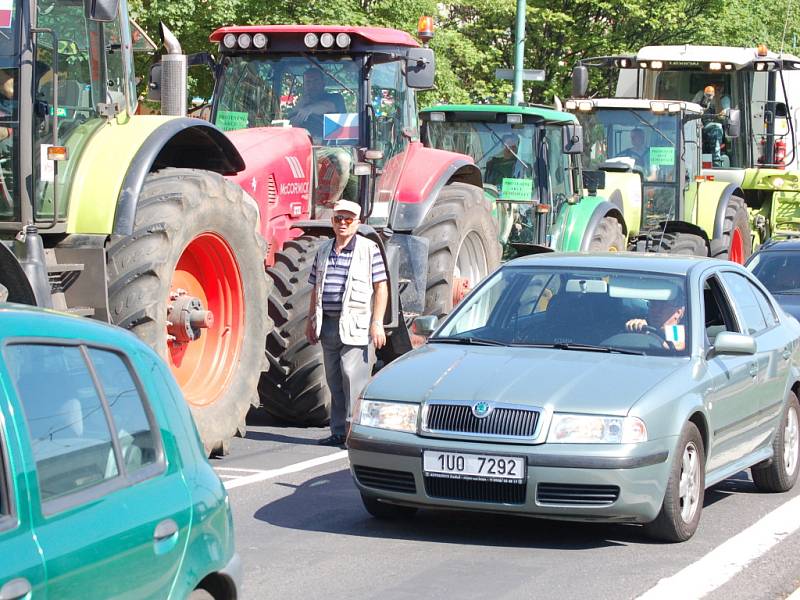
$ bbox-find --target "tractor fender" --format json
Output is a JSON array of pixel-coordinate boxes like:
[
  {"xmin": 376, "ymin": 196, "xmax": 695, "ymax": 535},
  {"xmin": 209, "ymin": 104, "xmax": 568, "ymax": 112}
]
[
  {"xmin": 385, "ymin": 141, "xmax": 481, "ymax": 231},
  {"xmin": 553, "ymin": 196, "xmax": 622, "ymax": 252},
  {"xmin": 66, "ymin": 115, "xmax": 245, "ymax": 236},
  {"xmin": 711, "ymin": 182, "xmax": 745, "ymax": 241},
  {"xmin": 579, "ymin": 202, "xmax": 626, "ymax": 252},
  {"xmin": 0, "ymin": 242, "xmax": 36, "ymax": 305}
]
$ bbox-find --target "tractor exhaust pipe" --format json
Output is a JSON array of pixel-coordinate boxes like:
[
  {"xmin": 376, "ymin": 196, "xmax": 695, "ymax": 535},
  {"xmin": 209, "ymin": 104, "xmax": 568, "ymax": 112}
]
[{"xmin": 159, "ymin": 22, "xmax": 187, "ymax": 117}]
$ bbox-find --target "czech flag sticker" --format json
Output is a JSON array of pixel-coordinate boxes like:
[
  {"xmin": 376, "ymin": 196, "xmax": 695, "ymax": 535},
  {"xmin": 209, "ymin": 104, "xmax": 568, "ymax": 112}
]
[
  {"xmin": 323, "ymin": 113, "xmax": 359, "ymax": 142},
  {"xmin": 665, "ymin": 324, "xmax": 686, "ymax": 351},
  {"xmin": 0, "ymin": 0, "xmax": 12, "ymax": 28}
]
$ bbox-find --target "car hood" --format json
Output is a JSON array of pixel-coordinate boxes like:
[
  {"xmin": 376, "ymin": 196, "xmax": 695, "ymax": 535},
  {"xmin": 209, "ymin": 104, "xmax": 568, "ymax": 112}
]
[{"xmin": 365, "ymin": 344, "xmax": 687, "ymax": 416}]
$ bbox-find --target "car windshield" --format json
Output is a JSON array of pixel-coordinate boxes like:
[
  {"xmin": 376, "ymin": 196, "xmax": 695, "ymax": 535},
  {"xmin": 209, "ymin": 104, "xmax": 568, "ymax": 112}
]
[
  {"xmin": 433, "ymin": 265, "xmax": 691, "ymax": 356},
  {"xmin": 748, "ymin": 250, "xmax": 800, "ymax": 293}
]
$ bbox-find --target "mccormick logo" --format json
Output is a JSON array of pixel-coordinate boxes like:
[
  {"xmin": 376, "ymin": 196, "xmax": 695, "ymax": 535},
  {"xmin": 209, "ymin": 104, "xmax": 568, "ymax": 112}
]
[{"xmin": 472, "ymin": 402, "xmax": 492, "ymax": 418}]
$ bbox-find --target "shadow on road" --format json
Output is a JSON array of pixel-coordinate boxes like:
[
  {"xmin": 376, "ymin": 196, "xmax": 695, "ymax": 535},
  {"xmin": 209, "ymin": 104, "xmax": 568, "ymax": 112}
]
[{"xmin": 253, "ymin": 468, "xmax": 665, "ymax": 550}]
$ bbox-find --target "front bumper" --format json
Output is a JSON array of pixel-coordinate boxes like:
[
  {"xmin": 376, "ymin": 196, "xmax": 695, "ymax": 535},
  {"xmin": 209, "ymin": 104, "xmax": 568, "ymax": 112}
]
[{"xmin": 348, "ymin": 425, "xmax": 675, "ymax": 523}]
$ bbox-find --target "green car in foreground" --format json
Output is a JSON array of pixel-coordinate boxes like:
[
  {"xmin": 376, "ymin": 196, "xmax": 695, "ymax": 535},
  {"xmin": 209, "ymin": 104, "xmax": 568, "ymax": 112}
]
[
  {"xmin": 0, "ymin": 305, "xmax": 239, "ymax": 599},
  {"xmin": 348, "ymin": 253, "xmax": 800, "ymax": 541}
]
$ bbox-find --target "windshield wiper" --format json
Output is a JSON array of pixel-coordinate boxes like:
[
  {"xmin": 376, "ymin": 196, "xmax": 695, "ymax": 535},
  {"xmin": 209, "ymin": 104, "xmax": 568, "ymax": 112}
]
[
  {"xmin": 515, "ymin": 342, "xmax": 645, "ymax": 355},
  {"xmin": 431, "ymin": 336, "xmax": 507, "ymax": 347}
]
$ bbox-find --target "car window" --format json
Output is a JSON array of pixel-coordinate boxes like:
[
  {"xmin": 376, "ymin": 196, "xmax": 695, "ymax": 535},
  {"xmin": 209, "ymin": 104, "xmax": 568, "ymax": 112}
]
[
  {"xmin": 750, "ymin": 281, "xmax": 779, "ymax": 326},
  {"xmin": 4, "ymin": 344, "xmax": 118, "ymax": 502},
  {"xmin": 747, "ymin": 250, "xmax": 800, "ymax": 293},
  {"xmin": 720, "ymin": 272, "xmax": 768, "ymax": 335},
  {"xmin": 703, "ymin": 275, "xmax": 739, "ymax": 343},
  {"xmin": 86, "ymin": 348, "xmax": 158, "ymax": 474},
  {"xmin": 0, "ymin": 438, "xmax": 10, "ymax": 528}
]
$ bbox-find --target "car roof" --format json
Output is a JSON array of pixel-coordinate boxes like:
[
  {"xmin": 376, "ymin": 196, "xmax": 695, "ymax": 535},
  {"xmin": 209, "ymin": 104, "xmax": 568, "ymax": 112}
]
[
  {"xmin": 752, "ymin": 236, "xmax": 800, "ymax": 252},
  {"xmin": 504, "ymin": 252, "xmax": 723, "ymax": 276},
  {"xmin": 0, "ymin": 303, "xmax": 147, "ymax": 354}
]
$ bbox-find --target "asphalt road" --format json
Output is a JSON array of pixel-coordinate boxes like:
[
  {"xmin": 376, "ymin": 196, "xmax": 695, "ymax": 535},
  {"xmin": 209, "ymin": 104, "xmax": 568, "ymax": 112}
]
[{"xmin": 214, "ymin": 412, "xmax": 800, "ymax": 600}]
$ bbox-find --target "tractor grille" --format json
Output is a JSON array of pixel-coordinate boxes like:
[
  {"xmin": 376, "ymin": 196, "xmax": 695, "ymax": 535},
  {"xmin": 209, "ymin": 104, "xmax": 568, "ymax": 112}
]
[
  {"xmin": 536, "ymin": 483, "xmax": 620, "ymax": 506},
  {"xmin": 353, "ymin": 466, "xmax": 416, "ymax": 494},
  {"xmin": 424, "ymin": 402, "xmax": 539, "ymax": 439},
  {"xmin": 424, "ymin": 475, "xmax": 526, "ymax": 504}
]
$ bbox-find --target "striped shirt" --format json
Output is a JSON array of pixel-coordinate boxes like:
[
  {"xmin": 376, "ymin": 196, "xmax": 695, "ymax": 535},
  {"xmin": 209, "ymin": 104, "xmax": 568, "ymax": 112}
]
[{"xmin": 308, "ymin": 235, "xmax": 387, "ymax": 314}]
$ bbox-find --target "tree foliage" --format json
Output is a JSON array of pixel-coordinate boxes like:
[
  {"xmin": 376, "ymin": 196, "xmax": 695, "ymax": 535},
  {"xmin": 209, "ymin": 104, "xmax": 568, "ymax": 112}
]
[{"xmin": 127, "ymin": 0, "xmax": 797, "ymax": 107}]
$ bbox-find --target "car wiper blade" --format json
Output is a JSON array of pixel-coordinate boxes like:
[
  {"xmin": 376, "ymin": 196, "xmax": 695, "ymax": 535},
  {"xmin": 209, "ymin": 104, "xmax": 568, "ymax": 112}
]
[
  {"xmin": 430, "ymin": 336, "xmax": 507, "ymax": 347},
  {"xmin": 515, "ymin": 342, "xmax": 645, "ymax": 355}
]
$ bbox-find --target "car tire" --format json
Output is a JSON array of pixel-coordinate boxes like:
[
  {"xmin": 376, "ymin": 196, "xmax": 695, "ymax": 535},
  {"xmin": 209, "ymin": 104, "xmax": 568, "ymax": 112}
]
[
  {"xmin": 644, "ymin": 421, "xmax": 705, "ymax": 542},
  {"xmin": 360, "ymin": 493, "xmax": 418, "ymax": 520},
  {"xmin": 752, "ymin": 392, "xmax": 800, "ymax": 492}
]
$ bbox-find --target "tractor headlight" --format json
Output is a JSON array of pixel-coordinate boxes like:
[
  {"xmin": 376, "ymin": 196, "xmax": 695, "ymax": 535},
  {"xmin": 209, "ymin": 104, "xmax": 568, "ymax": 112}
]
[
  {"xmin": 546, "ymin": 413, "xmax": 647, "ymax": 444},
  {"xmin": 237, "ymin": 33, "xmax": 251, "ymax": 49},
  {"xmin": 304, "ymin": 33, "xmax": 319, "ymax": 48},
  {"xmin": 355, "ymin": 400, "xmax": 419, "ymax": 433},
  {"xmin": 223, "ymin": 33, "xmax": 237, "ymax": 49},
  {"xmin": 320, "ymin": 32, "xmax": 335, "ymax": 48},
  {"xmin": 336, "ymin": 33, "xmax": 351, "ymax": 48},
  {"xmin": 253, "ymin": 33, "xmax": 268, "ymax": 49}
]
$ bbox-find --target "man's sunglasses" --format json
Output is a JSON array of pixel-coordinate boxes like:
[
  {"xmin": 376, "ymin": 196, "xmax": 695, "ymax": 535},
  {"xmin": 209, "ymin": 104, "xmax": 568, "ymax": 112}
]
[{"xmin": 332, "ymin": 215, "xmax": 355, "ymax": 225}]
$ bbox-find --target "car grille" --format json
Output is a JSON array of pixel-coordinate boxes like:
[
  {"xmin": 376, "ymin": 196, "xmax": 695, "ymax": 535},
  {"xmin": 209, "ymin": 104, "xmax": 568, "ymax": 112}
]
[
  {"xmin": 424, "ymin": 403, "xmax": 539, "ymax": 438},
  {"xmin": 536, "ymin": 483, "xmax": 620, "ymax": 506},
  {"xmin": 353, "ymin": 466, "xmax": 417, "ymax": 494},
  {"xmin": 424, "ymin": 475, "xmax": 526, "ymax": 504}
]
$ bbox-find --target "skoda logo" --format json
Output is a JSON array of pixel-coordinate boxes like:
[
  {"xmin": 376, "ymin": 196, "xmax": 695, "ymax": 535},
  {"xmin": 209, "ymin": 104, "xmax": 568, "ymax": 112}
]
[{"xmin": 472, "ymin": 401, "xmax": 492, "ymax": 418}]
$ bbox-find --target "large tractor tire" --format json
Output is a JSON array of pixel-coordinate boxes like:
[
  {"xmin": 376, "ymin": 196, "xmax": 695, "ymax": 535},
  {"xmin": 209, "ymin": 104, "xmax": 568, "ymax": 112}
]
[
  {"xmin": 259, "ymin": 235, "xmax": 331, "ymax": 425},
  {"xmin": 710, "ymin": 196, "xmax": 751, "ymax": 264},
  {"xmin": 587, "ymin": 216, "xmax": 626, "ymax": 252},
  {"xmin": 106, "ymin": 168, "xmax": 271, "ymax": 456},
  {"xmin": 413, "ymin": 182, "xmax": 502, "ymax": 316},
  {"xmin": 647, "ymin": 231, "xmax": 708, "ymax": 257}
]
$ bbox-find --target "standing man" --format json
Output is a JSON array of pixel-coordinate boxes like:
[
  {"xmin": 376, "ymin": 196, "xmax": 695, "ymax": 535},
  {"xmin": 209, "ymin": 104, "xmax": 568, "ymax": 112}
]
[{"xmin": 306, "ymin": 199, "xmax": 388, "ymax": 447}]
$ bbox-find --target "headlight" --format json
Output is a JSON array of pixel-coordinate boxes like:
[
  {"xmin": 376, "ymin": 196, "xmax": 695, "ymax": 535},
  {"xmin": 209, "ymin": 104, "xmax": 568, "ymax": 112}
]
[
  {"xmin": 355, "ymin": 400, "xmax": 419, "ymax": 433},
  {"xmin": 547, "ymin": 413, "xmax": 647, "ymax": 443}
]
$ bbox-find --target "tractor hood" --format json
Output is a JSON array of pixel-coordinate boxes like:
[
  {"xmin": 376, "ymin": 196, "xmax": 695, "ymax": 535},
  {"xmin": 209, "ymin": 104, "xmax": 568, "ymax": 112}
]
[{"xmin": 365, "ymin": 344, "xmax": 686, "ymax": 416}]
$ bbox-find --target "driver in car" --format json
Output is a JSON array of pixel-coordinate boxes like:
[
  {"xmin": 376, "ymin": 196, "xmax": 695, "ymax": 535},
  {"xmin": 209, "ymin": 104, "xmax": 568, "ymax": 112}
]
[{"xmin": 625, "ymin": 298, "xmax": 686, "ymax": 350}]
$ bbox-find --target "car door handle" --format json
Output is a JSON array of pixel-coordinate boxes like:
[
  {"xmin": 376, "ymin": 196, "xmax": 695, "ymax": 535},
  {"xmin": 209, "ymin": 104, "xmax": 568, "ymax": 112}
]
[
  {"xmin": 749, "ymin": 363, "xmax": 759, "ymax": 378},
  {"xmin": 0, "ymin": 578, "xmax": 32, "ymax": 600},
  {"xmin": 153, "ymin": 518, "xmax": 178, "ymax": 541}
]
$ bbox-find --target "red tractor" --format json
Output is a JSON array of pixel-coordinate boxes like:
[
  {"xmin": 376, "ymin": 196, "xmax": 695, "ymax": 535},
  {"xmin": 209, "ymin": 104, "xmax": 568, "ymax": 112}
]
[{"xmin": 155, "ymin": 23, "xmax": 501, "ymax": 425}]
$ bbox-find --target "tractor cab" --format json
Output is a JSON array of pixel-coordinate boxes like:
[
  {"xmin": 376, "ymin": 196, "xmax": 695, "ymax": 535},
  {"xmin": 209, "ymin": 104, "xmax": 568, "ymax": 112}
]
[
  {"xmin": 420, "ymin": 104, "xmax": 584, "ymax": 254},
  {"xmin": 565, "ymin": 98, "xmax": 704, "ymax": 235},
  {"xmin": 208, "ymin": 25, "xmax": 434, "ymax": 224},
  {"xmin": 612, "ymin": 45, "xmax": 800, "ymax": 172}
]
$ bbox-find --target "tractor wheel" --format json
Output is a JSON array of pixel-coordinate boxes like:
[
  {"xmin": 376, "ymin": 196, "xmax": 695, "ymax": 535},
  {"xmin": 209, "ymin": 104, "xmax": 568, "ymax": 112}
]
[
  {"xmin": 710, "ymin": 196, "xmax": 751, "ymax": 264},
  {"xmin": 647, "ymin": 231, "xmax": 708, "ymax": 257},
  {"xmin": 106, "ymin": 168, "xmax": 271, "ymax": 456},
  {"xmin": 413, "ymin": 182, "xmax": 502, "ymax": 316},
  {"xmin": 587, "ymin": 216, "xmax": 626, "ymax": 252},
  {"xmin": 259, "ymin": 235, "xmax": 331, "ymax": 425}
]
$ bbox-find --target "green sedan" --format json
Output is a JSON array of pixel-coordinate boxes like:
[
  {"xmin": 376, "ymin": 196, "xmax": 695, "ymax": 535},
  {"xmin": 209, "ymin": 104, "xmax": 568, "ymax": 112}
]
[{"xmin": 347, "ymin": 253, "xmax": 800, "ymax": 542}]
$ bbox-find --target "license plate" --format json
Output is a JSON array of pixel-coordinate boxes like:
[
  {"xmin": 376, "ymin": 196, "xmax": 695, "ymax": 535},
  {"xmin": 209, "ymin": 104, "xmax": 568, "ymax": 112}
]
[{"xmin": 423, "ymin": 450, "xmax": 525, "ymax": 481}]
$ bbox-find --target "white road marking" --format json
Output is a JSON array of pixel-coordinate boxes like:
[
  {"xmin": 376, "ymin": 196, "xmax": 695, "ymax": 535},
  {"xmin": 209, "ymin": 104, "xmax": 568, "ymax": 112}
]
[
  {"xmin": 221, "ymin": 451, "xmax": 348, "ymax": 490},
  {"xmin": 637, "ymin": 493, "xmax": 800, "ymax": 600}
]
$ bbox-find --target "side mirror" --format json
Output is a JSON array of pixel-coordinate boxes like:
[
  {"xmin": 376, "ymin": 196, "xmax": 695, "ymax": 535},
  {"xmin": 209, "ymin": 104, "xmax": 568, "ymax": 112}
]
[
  {"xmin": 572, "ymin": 65, "xmax": 589, "ymax": 98},
  {"xmin": 725, "ymin": 108, "xmax": 741, "ymax": 138},
  {"xmin": 406, "ymin": 48, "xmax": 435, "ymax": 89},
  {"xmin": 87, "ymin": 0, "xmax": 120, "ymax": 22},
  {"xmin": 412, "ymin": 315, "xmax": 438, "ymax": 337},
  {"xmin": 562, "ymin": 123, "xmax": 584, "ymax": 154},
  {"xmin": 712, "ymin": 331, "xmax": 756, "ymax": 356},
  {"xmin": 582, "ymin": 170, "xmax": 606, "ymax": 196},
  {"xmin": 188, "ymin": 52, "xmax": 215, "ymax": 69},
  {"xmin": 147, "ymin": 61, "xmax": 162, "ymax": 102}
]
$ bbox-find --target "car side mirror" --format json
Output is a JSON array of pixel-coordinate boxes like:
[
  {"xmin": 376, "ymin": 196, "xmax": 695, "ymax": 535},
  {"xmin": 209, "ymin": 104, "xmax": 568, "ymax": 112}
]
[
  {"xmin": 725, "ymin": 108, "xmax": 741, "ymax": 138},
  {"xmin": 711, "ymin": 331, "xmax": 756, "ymax": 356},
  {"xmin": 412, "ymin": 315, "xmax": 438, "ymax": 337},
  {"xmin": 87, "ymin": 0, "xmax": 120, "ymax": 22},
  {"xmin": 147, "ymin": 61, "xmax": 162, "ymax": 102},
  {"xmin": 562, "ymin": 123, "xmax": 583, "ymax": 154},
  {"xmin": 406, "ymin": 48, "xmax": 435, "ymax": 89}
]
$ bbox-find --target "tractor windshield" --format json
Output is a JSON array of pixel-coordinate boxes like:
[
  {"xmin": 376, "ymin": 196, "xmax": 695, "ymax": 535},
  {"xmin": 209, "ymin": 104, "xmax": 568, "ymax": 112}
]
[
  {"xmin": 646, "ymin": 70, "xmax": 750, "ymax": 169},
  {"xmin": 425, "ymin": 120, "xmax": 537, "ymax": 199},
  {"xmin": 576, "ymin": 107, "xmax": 681, "ymax": 229}
]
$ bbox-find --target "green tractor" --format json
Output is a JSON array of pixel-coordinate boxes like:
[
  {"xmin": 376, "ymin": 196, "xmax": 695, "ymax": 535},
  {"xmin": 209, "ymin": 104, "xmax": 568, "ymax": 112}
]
[
  {"xmin": 0, "ymin": 0, "xmax": 271, "ymax": 454},
  {"xmin": 567, "ymin": 82, "xmax": 751, "ymax": 260},
  {"xmin": 419, "ymin": 104, "xmax": 628, "ymax": 260}
]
